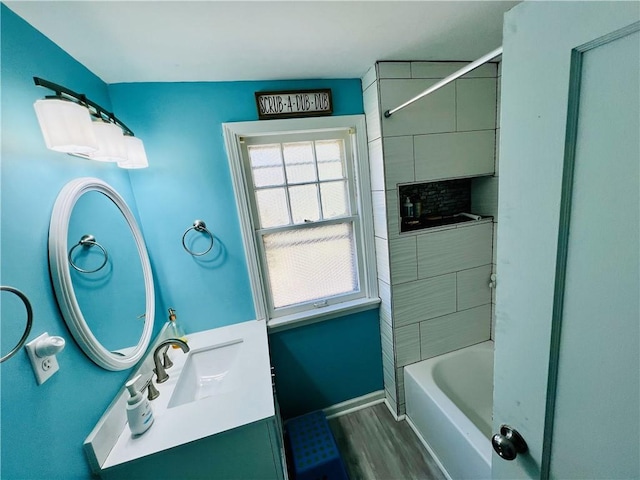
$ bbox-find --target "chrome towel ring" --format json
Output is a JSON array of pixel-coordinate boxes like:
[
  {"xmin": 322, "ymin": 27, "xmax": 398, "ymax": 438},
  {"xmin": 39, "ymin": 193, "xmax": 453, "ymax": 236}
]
[
  {"xmin": 182, "ymin": 219, "xmax": 214, "ymax": 256},
  {"xmin": 0, "ymin": 286, "xmax": 34, "ymax": 363},
  {"xmin": 68, "ymin": 234, "xmax": 109, "ymax": 273}
]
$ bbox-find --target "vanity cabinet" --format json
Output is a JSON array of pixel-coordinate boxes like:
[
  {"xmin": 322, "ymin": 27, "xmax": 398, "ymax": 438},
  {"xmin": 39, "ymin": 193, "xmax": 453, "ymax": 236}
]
[
  {"xmin": 85, "ymin": 321, "xmax": 286, "ymax": 480},
  {"xmin": 100, "ymin": 416, "xmax": 285, "ymax": 480}
]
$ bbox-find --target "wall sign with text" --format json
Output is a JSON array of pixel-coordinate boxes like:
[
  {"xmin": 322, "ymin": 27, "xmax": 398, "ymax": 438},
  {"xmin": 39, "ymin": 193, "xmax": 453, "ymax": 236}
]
[{"xmin": 255, "ymin": 89, "xmax": 333, "ymax": 120}]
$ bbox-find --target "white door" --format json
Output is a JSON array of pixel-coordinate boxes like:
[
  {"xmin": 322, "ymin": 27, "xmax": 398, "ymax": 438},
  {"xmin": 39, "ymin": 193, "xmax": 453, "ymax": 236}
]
[{"xmin": 493, "ymin": 2, "xmax": 639, "ymax": 478}]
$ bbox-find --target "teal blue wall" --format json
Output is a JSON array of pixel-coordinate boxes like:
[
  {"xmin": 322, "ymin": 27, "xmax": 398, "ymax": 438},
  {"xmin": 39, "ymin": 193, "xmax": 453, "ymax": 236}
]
[
  {"xmin": 268, "ymin": 310, "xmax": 382, "ymax": 418},
  {"xmin": 1, "ymin": 5, "xmax": 382, "ymax": 479},
  {"xmin": 106, "ymin": 78, "xmax": 367, "ymax": 332},
  {"xmin": 1, "ymin": 5, "xmax": 140, "ymax": 479},
  {"xmin": 108, "ymin": 80, "xmax": 383, "ymax": 419}
]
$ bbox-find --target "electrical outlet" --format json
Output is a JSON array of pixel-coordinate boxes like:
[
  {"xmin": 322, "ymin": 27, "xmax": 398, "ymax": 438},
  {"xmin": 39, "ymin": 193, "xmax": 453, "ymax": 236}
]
[{"xmin": 25, "ymin": 333, "xmax": 60, "ymax": 385}]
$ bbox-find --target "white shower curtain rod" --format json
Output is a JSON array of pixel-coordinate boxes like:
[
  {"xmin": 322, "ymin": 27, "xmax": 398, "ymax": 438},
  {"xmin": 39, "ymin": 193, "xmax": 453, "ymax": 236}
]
[{"xmin": 384, "ymin": 46, "xmax": 503, "ymax": 118}]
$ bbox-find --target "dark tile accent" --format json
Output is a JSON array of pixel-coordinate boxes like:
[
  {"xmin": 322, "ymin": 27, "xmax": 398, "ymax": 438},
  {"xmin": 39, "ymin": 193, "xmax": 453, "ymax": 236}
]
[{"xmin": 399, "ymin": 179, "xmax": 473, "ymax": 232}]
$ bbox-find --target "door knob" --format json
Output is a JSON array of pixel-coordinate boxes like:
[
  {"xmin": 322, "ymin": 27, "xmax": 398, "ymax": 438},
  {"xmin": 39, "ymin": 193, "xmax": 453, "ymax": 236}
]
[{"xmin": 492, "ymin": 425, "xmax": 528, "ymax": 461}]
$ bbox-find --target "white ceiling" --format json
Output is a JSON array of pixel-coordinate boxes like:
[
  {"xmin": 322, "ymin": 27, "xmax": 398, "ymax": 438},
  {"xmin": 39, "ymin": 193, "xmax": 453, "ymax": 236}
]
[{"xmin": 6, "ymin": 1, "xmax": 519, "ymax": 84}]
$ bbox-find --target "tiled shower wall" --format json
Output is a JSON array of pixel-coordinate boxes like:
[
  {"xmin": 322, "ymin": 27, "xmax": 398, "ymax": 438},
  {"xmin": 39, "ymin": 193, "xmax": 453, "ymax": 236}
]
[
  {"xmin": 362, "ymin": 61, "xmax": 500, "ymax": 416},
  {"xmin": 470, "ymin": 61, "xmax": 501, "ymax": 337}
]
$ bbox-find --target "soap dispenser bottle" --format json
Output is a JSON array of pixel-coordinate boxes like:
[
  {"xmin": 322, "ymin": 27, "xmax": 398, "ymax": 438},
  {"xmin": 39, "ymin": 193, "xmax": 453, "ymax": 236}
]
[
  {"xmin": 167, "ymin": 308, "xmax": 187, "ymax": 348},
  {"xmin": 125, "ymin": 374, "xmax": 154, "ymax": 436},
  {"xmin": 404, "ymin": 197, "xmax": 414, "ymax": 218}
]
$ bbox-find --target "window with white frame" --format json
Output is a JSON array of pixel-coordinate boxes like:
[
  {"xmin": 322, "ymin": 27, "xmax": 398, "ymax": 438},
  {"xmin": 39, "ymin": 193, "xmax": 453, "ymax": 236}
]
[{"xmin": 223, "ymin": 115, "xmax": 378, "ymax": 329}]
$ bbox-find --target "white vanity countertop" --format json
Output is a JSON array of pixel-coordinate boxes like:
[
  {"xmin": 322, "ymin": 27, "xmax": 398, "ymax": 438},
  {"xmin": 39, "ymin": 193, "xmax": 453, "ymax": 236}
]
[{"xmin": 100, "ymin": 319, "xmax": 274, "ymax": 470}]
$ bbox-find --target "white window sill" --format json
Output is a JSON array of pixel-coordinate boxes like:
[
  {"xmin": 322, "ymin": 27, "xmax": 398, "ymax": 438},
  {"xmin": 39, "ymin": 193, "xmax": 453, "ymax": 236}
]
[{"xmin": 266, "ymin": 297, "xmax": 381, "ymax": 333}]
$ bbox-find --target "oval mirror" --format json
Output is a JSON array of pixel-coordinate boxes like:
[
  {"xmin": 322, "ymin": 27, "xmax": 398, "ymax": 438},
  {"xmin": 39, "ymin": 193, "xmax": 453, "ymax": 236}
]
[{"xmin": 49, "ymin": 177, "xmax": 154, "ymax": 370}]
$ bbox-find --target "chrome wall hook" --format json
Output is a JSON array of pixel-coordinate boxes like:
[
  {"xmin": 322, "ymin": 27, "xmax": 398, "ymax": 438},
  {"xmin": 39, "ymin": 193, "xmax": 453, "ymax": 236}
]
[{"xmin": 182, "ymin": 219, "xmax": 214, "ymax": 256}]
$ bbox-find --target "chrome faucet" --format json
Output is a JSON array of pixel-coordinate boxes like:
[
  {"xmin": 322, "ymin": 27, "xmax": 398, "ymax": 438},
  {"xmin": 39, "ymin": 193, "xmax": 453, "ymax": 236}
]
[{"xmin": 153, "ymin": 338, "xmax": 190, "ymax": 384}]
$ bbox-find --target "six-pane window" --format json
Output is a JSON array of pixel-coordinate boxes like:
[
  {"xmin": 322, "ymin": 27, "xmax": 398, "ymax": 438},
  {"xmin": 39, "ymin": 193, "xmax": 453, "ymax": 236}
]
[{"xmin": 242, "ymin": 129, "xmax": 364, "ymax": 315}]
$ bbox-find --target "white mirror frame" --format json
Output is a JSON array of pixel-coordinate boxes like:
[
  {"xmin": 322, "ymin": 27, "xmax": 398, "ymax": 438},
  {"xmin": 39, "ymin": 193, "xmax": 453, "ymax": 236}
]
[{"xmin": 49, "ymin": 177, "xmax": 154, "ymax": 370}]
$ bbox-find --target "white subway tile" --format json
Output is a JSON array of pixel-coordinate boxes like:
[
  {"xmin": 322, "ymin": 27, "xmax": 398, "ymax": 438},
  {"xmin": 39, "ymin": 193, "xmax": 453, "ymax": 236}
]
[
  {"xmin": 457, "ymin": 265, "xmax": 492, "ymax": 311},
  {"xmin": 417, "ymin": 222, "xmax": 493, "ymax": 278},
  {"xmin": 491, "ymin": 275, "xmax": 497, "ymax": 306},
  {"xmin": 383, "ymin": 136, "xmax": 414, "ymax": 189},
  {"xmin": 496, "ymin": 76, "xmax": 502, "ymax": 129},
  {"xmin": 362, "ymin": 66, "xmax": 377, "ymax": 90},
  {"xmin": 386, "ymin": 390, "xmax": 398, "ymax": 411},
  {"xmin": 363, "ymin": 84, "xmax": 381, "ymax": 141},
  {"xmin": 465, "ymin": 62, "xmax": 498, "ymax": 78},
  {"xmin": 380, "ymin": 296, "xmax": 392, "ymax": 327},
  {"xmin": 375, "ymin": 237, "xmax": 391, "ymax": 284},
  {"xmin": 411, "ymin": 61, "xmax": 497, "ymax": 79},
  {"xmin": 378, "ymin": 278, "xmax": 392, "ymax": 312},
  {"xmin": 382, "ymin": 338, "xmax": 395, "ymax": 365},
  {"xmin": 395, "ymin": 323, "xmax": 421, "ymax": 367},
  {"xmin": 380, "ymin": 325, "xmax": 394, "ymax": 376},
  {"xmin": 419, "ymin": 304, "xmax": 491, "ymax": 360},
  {"xmin": 383, "ymin": 352, "xmax": 396, "ymax": 400},
  {"xmin": 414, "ymin": 130, "xmax": 495, "ymax": 181},
  {"xmin": 396, "ymin": 367, "xmax": 406, "ymax": 406},
  {"xmin": 378, "ymin": 62, "xmax": 411, "ymax": 79},
  {"xmin": 456, "ymin": 78, "xmax": 498, "ymax": 132},
  {"xmin": 492, "ymin": 222, "xmax": 498, "ymax": 264},
  {"xmin": 495, "ymin": 128, "xmax": 501, "ymax": 176},
  {"xmin": 390, "ymin": 236, "xmax": 418, "ymax": 284},
  {"xmin": 368, "ymin": 138, "xmax": 385, "ymax": 191},
  {"xmin": 372, "ymin": 191, "xmax": 388, "ymax": 239},
  {"xmin": 411, "ymin": 62, "xmax": 462, "ymax": 78},
  {"xmin": 380, "ymin": 79, "xmax": 456, "ymax": 137},
  {"xmin": 380, "ymin": 312, "xmax": 393, "ymax": 345},
  {"xmin": 386, "ymin": 189, "xmax": 400, "ymax": 239},
  {"xmin": 393, "ymin": 274, "xmax": 456, "ymax": 327},
  {"xmin": 491, "ymin": 303, "xmax": 496, "ymax": 340}
]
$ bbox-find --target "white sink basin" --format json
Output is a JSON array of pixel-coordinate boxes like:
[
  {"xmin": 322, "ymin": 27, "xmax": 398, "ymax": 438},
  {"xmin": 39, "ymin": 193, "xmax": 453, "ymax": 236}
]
[
  {"xmin": 85, "ymin": 320, "xmax": 274, "ymax": 473},
  {"xmin": 167, "ymin": 339, "xmax": 243, "ymax": 408}
]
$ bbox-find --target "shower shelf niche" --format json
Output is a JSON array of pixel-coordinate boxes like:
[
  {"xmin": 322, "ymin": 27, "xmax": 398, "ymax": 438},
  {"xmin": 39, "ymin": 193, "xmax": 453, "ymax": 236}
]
[{"xmin": 398, "ymin": 177, "xmax": 491, "ymax": 233}]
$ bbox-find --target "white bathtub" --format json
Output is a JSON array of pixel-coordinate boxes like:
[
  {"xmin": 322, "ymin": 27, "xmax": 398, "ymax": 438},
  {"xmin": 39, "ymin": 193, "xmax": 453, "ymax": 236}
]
[{"xmin": 404, "ymin": 341, "xmax": 494, "ymax": 480}]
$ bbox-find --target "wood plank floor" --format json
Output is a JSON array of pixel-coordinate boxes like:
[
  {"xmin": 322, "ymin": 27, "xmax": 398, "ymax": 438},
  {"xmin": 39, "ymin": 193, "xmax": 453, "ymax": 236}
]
[{"xmin": 328, "ymin": 403, "xmax": 447, "ymax": 480}]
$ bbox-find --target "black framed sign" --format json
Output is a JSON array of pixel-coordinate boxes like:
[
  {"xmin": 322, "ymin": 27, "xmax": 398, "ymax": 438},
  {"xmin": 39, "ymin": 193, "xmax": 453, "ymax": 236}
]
[{"xmin": 255, "ymin": 89, "xmax": 332, "ymax": 120}]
